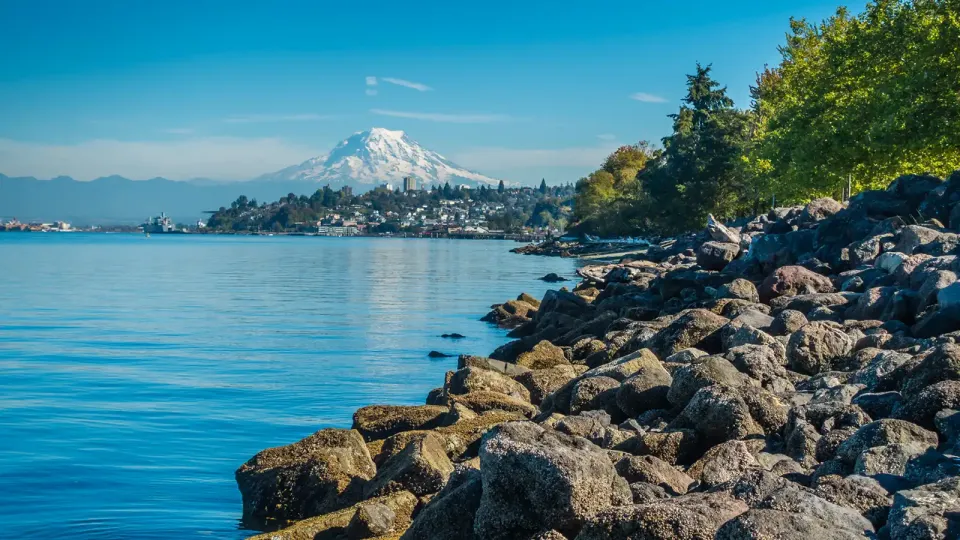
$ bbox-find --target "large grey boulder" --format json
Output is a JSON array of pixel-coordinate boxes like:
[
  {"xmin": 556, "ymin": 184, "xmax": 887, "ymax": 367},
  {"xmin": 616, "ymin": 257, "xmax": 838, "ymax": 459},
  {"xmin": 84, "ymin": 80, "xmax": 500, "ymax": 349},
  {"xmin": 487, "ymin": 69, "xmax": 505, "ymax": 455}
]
[
  {"xmin": 813, "ymin": 474, "xmax": 892, "ymax": 528},
  {"xmin": 364, "ymin": 432, "xmax": 455, "ymax": 498},
  {"xmin": 516, "ymin": 340, "xmax": 572, "ymax": 369},
  {"xmin": 475, "ymin": 421, "xmax": 631, "ymax": 539},
  {"xmin": 836, "ymin": 419, "xmax": 938, "ymax": 466},
  {"xmin": 345, "ymin": 501, "xmax": 398, "ymax": 539},
  {"xmin": 667, "ymin": 355, "xmax": 746, "ymax": 407},
  {"xmin": 569, "ymin": 376, "xmax": 621, "ymax": 416},
  {"xmin": 770, "ymin": 309, "xmax": 809, "ymax": 336},
  {"xmin": 848, "ymin": 286, "xmax": 897, "ymax": 320},
  {"xmin": 401, "ymin": 467, "xmax": 483, "ymax": 540},
  {"xmin": 614, "ymin": 455, "xmax": 694, "ymax": 495},
  {"xmin": 670, "ymin": 385, "xmax": 764, "ymax": 448},
  {"xmin": 895, "ymin": 225, "xmax": 943, "ymax": 254},
  {"xmin": 918, "ymin": 270, "xmax": 957, "ymax": 312},
  {"xmin": 726, "ymin": 345, "xmax": 791, "ymax": 390},
  {"xmin": 800, "ymin": 197, "xmax": 844, "ymax": 223},
  {"xmin": 255, "ymin": 491, "xmax": 418, "ymax": 540},
  {"xmin": 686, "ymin": 440, "xmax": 761, "ymax": 488},
  {"xmin": 754, "ymin": 484, "xmax": 876, "ymax": 535},
  {"xmin": 718, "ymin": 278, "xmax": 760, "ymax": 303},
  {"xmin": 236, "ymin": 428, "xmax": 377, "ymax": 527},
  {"xmin": 647, "ymin": 309, "xmax": 728, "ymax": 358},
  {"xmin": 697, "ymin": 241, "xmax": 740, "ymax": 271},
  {"xmin": 707, "ymin": 213, "xmax": 742, "ymax": 244},
  {"xmin": 634, "ymin": 429, "xmax": 700, "ymax": 465},
  {"xmin": 894, "ymin": 380, "xmax": 960, "ymax": 429},
  {"xmin": 854, "ymin": 442, "xmax": 933, "ymax": 477},
  {"xmin": 576, "ymin": 491, "xmax": 748, "ymax": 540},
  {"xmin": 515, "ymin": 365, "xmax": 578, "ymax": 405},
  {"xmin": 616, "ymin": 359, "xmax": 672, "ymax": 417},
  {"xmin": 899, "ymin": 344, "xmax": 960, "ymax": 399},
  {"xmin": 787, "ymin": 322, "xmax": 855, "ymax": 375},
  {"xmin": 716, "ymin": 509, "xmax": 866, "ymax": 540},
  {"xmin": 884, "ymin": 476, "xmax": 960, "ymax": 540},
  {"xmin": 447, "ymin": 367, "xmax": 531, "ymax": 402},
  {"xmin": 938, "ymin": 281, "xmax": 960, "ymax": 310}
]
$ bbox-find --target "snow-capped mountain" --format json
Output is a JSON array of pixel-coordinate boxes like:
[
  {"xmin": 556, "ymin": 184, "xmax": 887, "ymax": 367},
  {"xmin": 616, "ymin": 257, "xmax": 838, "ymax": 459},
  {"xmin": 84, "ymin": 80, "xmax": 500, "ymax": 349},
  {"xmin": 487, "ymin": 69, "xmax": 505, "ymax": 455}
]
[{"xmin": 259, "ymin": 128, "xmax": 503, "ymax": 188}]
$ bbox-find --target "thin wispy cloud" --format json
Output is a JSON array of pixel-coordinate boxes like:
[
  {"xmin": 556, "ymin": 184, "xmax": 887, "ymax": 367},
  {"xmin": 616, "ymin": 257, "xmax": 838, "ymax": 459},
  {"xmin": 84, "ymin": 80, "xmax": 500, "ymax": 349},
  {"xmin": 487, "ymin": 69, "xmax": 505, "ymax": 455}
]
[
  {"xmin": 365, "ymin": 76, "xmax": 378, "ymax": 86},
  {"xmin": 370, "ymin": 109, "xmax": 511, "ymax": 124},
  {"xmin": 629, "ymin": 92, "xmax": 668, "ymax": 103},
  {"xmin": 380, "ymin": 77, "xmax": 433, "ymax": 92},
  {"xmin": 597, "ymin": 134, "xmax": 617, "ymax": 141},
  {"xmin": 366, "ymin": 89, "xmax": 378, "ymax": 96},
  {"xmin": 222, "ymin": 114, "xmax": 331, "ymax": 124},
  {"xmin": 0, "ymin": 137, "xmax": 317, "ymax": 180},
  {"xmin": 164, "ymin": 128, "xmax": 194, "ymax": 135}
]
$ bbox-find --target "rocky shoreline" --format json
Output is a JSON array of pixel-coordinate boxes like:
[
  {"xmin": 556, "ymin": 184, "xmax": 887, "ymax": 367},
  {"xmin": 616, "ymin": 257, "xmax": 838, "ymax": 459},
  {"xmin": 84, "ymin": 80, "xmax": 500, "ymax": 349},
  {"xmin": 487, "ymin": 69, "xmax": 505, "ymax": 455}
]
[{"xmin": 235, "ymin": 171, "xmax": 960, "ymax": 539}]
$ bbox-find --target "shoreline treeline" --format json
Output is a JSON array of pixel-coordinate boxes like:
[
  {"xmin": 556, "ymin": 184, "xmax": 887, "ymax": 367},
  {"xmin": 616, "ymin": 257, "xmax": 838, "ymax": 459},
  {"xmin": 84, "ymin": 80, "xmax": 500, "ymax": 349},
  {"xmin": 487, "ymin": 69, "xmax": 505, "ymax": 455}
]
[{"xmin": 574, "ymin": 0, "xmax": 960, "ymax": 237}]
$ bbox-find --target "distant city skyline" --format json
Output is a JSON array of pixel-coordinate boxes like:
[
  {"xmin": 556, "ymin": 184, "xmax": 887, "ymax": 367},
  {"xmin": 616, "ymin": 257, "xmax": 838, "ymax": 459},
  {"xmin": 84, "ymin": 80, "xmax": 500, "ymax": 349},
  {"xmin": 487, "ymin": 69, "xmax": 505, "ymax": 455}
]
[{"xmin": 1, "ymin": 0, "xmax": 847, "ymax": 185}]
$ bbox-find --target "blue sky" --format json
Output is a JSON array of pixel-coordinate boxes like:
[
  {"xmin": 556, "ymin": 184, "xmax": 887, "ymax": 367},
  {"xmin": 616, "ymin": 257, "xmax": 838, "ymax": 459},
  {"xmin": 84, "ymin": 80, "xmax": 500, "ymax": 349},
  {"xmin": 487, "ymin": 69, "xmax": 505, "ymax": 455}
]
[{"xmin": 0, "ymin": 0, "xmax": 848, "ymax": 184}]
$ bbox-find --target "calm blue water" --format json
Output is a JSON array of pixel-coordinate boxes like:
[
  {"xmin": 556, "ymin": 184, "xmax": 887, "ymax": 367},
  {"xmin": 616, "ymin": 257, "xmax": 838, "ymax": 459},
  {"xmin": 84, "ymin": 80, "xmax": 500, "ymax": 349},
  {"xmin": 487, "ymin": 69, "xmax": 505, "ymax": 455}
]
[{"xmin": 0, "ymin": 233, "xmax": 576, "ymax": 539}]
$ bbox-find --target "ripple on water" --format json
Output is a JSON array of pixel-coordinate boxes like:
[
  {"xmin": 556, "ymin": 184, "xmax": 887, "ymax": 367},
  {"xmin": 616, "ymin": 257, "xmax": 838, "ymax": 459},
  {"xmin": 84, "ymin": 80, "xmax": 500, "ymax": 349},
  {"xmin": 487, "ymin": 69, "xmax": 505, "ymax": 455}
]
[{"xmin": 0, "ymin": 233, "xmax": 578, "ymax": 538}]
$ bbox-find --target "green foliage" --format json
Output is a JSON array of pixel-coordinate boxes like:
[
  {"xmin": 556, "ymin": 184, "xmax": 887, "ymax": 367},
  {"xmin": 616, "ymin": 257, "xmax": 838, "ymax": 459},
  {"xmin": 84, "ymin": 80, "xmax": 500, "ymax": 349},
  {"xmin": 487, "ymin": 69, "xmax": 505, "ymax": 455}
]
[
  {"xmin": 572, "ymin": 1, "xmax": 959, "ymax": 237},
  {"xmin": 754, "ymin": 0, "xmax": 960, "ymax": 200},
  {"xmin": 573, "ymin": 142, "xmax": 658, "ymax": 236},
  {"xmin": 641, "ymin": 64, "xmax": 758, "ymax": 234}
]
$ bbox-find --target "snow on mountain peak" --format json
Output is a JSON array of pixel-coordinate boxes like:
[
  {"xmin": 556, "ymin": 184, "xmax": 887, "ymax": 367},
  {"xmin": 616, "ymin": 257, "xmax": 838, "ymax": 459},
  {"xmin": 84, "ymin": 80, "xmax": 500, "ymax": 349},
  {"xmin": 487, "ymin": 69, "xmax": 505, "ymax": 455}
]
[{"xmin": 259, "ymin": 128, "xmax": 502, "ymax": 188}]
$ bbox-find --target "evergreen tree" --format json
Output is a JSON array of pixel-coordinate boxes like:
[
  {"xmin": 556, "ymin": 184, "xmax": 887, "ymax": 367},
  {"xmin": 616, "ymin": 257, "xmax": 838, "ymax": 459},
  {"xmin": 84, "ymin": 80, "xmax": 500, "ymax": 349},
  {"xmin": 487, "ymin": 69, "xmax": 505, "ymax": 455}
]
[
  {"xmin": 497, "ymin": 180, "xmax": 505, "ymax": 194},
  {"xmin": 539, "ymin": 179, "xmax": 548, "ymax": 194},
  {"xmin": 641, "ymin": 64, "xmax": 753, "ymax": 233}
]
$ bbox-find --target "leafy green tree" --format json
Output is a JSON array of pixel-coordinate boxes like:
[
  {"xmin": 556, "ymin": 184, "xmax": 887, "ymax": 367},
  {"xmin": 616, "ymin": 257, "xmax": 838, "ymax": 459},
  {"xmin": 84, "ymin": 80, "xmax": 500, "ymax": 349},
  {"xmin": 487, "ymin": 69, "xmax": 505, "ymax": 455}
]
[{"xmin": 753, "ymin": 0, "xmax": 960, "ymax": 199}]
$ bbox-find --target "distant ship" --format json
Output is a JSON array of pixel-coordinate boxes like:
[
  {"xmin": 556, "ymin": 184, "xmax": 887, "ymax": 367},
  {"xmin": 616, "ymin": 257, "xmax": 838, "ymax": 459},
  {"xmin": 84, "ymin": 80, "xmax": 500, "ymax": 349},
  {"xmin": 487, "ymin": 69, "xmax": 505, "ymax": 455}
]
[{"xmin": 142, "ymin": 213, "xmax": 182, "ymax": 234}]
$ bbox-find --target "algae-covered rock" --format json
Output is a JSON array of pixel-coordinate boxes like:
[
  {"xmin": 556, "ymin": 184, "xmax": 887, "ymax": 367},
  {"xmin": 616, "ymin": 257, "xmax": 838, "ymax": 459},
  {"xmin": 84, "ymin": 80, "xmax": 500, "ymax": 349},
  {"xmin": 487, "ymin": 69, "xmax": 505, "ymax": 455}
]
[
  {"xmin": 236, "ymin": 428, "xmax": 377, "ymax": 528},
  {"xmin": 364, "ymin": 432, "xmax": 455, "ymax": 498},
  {"xmin": 352, "ymin": 405, "xmax": 449, "ymax": 441},
  {"xmin": 446, "ymin": 366, "xmax": 532, "ymax": 402},
  {"xmin": 248, "ymin": 490, "xmax": 418, "ymax": 540},
  {"xmin": 448, "ymin": 391, "xmax": 538, "ymax": 418},
  {"xmin": 475, "ymin": 421, "xmax": 631, "ymax": 539},
  {"xmin": 516, "ymin": 340, "xmax": 571, "ymax": 369}
]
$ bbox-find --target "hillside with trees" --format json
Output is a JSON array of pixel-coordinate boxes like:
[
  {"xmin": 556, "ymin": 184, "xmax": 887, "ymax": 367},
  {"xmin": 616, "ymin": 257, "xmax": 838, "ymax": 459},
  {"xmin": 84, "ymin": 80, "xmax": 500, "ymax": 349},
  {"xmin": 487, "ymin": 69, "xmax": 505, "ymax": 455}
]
[
  {"xmin": 573, "ymin": 0, "xmax": 960, "ymax": 237},
  {"xmin": 206, "ymin": 182, "xmax": 574, "ymax": 235}
]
